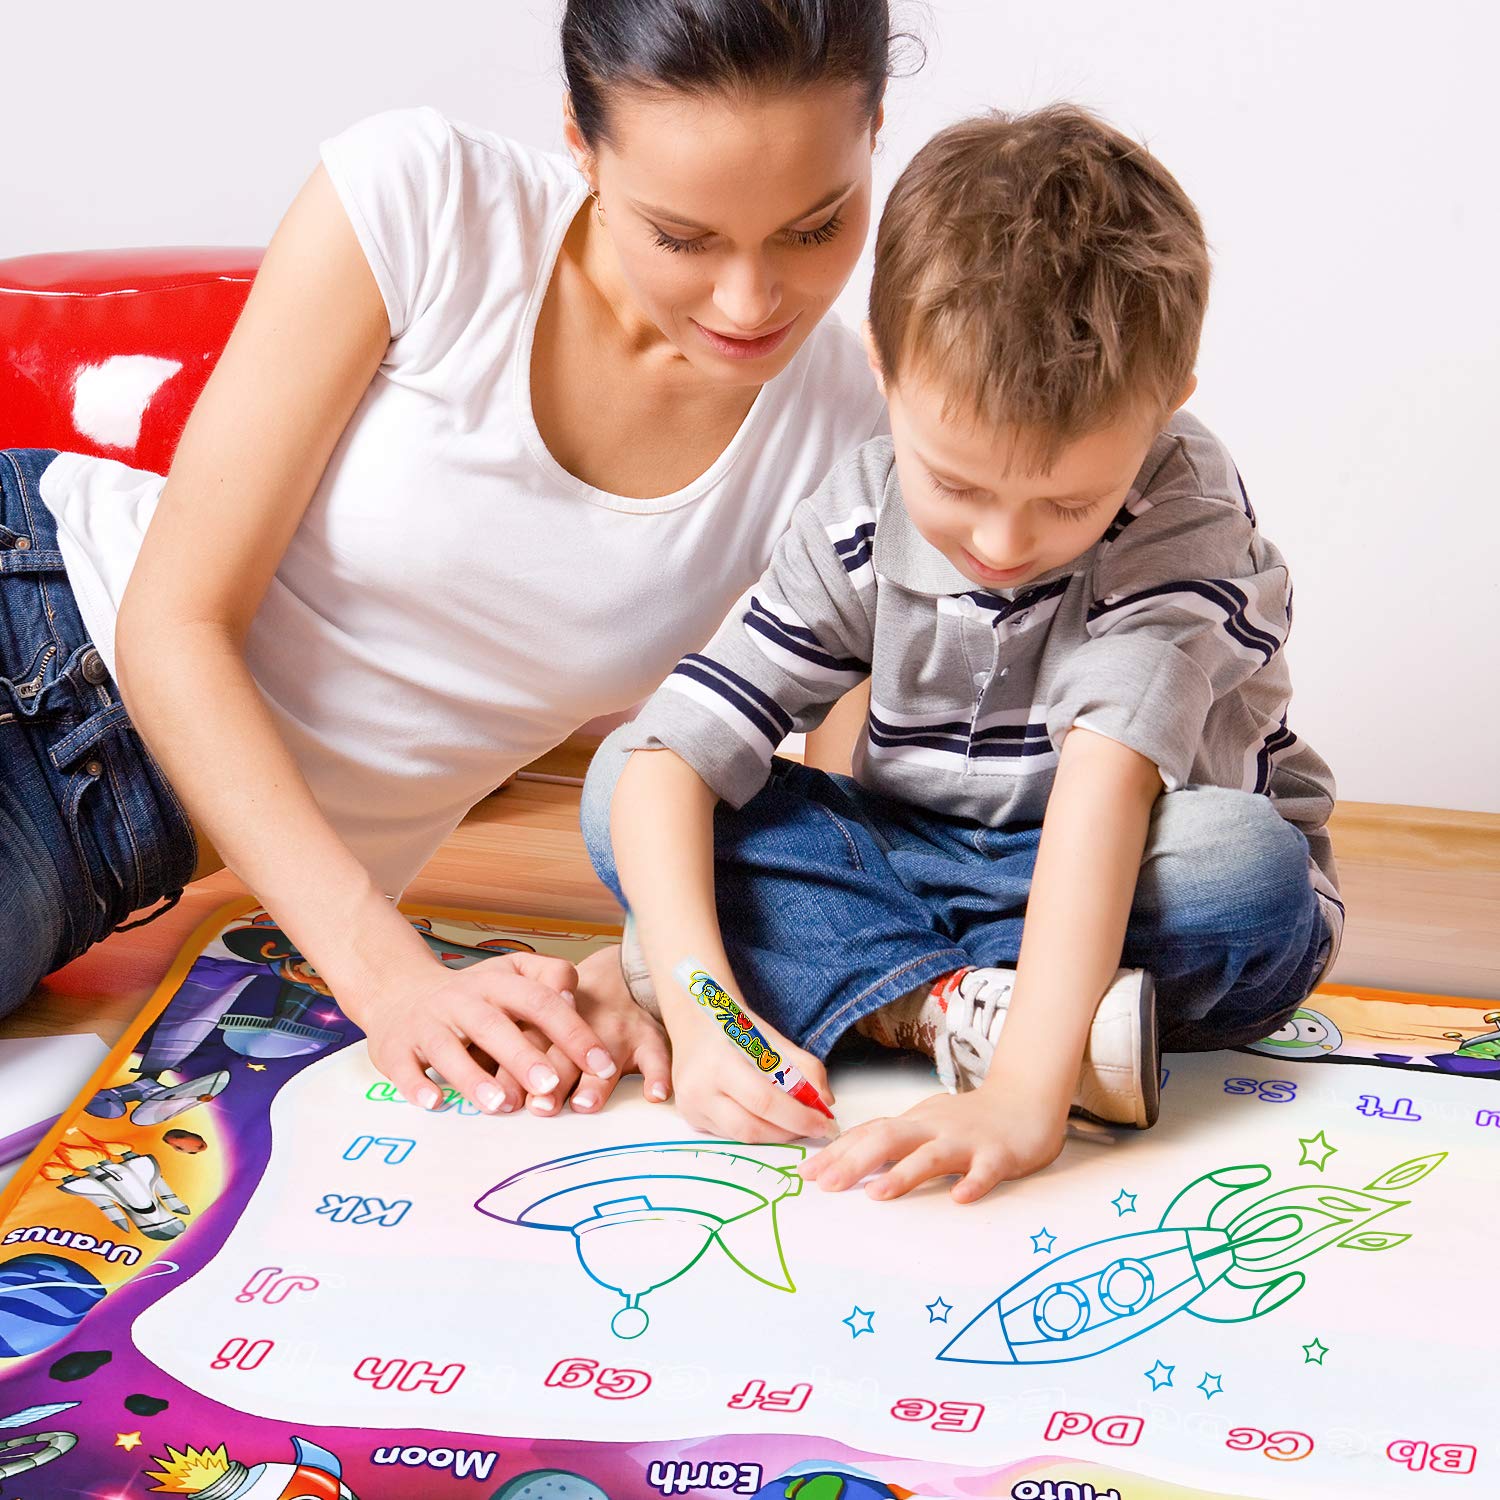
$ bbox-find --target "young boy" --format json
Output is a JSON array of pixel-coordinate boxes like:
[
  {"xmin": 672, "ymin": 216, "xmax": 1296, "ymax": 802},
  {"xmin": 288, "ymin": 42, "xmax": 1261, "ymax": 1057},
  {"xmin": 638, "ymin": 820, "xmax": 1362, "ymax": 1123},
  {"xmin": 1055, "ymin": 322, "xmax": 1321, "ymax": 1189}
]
[{"xmin": 580, "ymin": 105, "xmax": 1340, "ymax": 1204}]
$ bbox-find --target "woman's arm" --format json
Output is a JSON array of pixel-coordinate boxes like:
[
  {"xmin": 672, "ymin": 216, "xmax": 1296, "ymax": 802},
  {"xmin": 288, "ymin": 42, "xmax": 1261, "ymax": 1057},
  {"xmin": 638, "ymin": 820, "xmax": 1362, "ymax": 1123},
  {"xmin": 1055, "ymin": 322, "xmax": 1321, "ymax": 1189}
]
[{"xmin": 115, "ymin": 165, "xmax": 612, "ymax": 1112}]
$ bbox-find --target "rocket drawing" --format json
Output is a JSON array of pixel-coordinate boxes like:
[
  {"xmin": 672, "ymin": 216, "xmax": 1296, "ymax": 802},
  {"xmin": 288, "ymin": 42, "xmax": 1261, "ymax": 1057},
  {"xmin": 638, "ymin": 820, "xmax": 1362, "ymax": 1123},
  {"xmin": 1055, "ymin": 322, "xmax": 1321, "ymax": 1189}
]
[{"xmin": 939, "ymin": 1153, "xmax": 1444, "ymax": 1366}]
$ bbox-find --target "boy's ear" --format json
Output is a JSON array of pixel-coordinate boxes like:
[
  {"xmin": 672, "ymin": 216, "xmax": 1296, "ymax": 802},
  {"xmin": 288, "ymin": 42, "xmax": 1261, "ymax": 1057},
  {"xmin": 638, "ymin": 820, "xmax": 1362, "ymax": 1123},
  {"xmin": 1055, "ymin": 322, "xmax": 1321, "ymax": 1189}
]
[
  {"xmin": 861, "ymin": 320, "xmax": 888, "ymax": 397},
  {"xmin": 1173, "ymin": 372, "xmax": 1199, "ymax": 411}
]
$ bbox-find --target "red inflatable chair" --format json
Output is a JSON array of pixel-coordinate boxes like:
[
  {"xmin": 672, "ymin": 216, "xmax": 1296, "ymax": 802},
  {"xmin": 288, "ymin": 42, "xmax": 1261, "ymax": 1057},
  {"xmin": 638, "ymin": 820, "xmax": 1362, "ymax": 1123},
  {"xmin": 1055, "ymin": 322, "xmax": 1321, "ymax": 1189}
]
[{"xmin": 0, "ymin": 248, "xmax": 263, "ymax": 467}]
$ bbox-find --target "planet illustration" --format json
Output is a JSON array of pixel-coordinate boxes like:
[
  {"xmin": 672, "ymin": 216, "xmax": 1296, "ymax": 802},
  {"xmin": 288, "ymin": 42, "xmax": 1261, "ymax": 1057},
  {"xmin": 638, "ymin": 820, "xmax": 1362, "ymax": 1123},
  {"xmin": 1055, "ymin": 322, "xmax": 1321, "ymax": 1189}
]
[
  {"xmin": 489, "ymin": 1471, "xmax": 612, "ymax": 1500},
  {"xmin": 752, "ymin": 1462, "xmax": 914, "ymax": 1499},
  {"xmin": 0, "ymin": 1255, "xmax": 106, "ymax": 1359},
  {"xmin": 475, "ymin": 1140, "xmax": 805, "ymax": 1337}
]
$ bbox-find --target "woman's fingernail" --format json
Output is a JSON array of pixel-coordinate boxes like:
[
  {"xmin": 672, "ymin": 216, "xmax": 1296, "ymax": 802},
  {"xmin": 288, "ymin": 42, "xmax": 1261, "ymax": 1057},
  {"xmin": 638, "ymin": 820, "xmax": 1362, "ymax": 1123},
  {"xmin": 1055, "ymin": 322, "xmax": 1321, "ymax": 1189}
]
[
  {"xmin": 499, "ymin": 1097, "xmax": 516, "ymax": 1114},
  {"xmin": 531, "ymin": 1095, "xmax": 557, "ymax": 1114},
  {"xmin": 560, "ymin": 989, "xmax": 576, "ymax": 1004},
  {"xmin": 587, "ymin": 1048, "xmax": 617, "ymax": 1078},
  {"xmin": 478, "ymin": 1083, "xmax": 503, "ymax": 1113},
  {"xmin": 417, "ymin": 1086, "xmax": 440, "ymax": 1110},
  {"xmin": 528, "ymin": 1064, "xmax": 560, "ymax": 1094},
  {"xmin": 647, "ymin": 1082, "xmax": 669, "ymax": 1102},
  {"xmin": 572, "ymin": 1091, "xmax": 597, "ymax": 1111}
]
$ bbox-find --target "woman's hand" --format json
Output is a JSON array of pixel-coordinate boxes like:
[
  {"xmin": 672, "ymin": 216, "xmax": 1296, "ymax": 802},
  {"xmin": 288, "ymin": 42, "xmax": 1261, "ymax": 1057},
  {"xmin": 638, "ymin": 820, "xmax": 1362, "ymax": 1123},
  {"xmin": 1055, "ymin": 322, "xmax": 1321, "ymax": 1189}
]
[
  {"xmin": 522, "ymin": 944, "xmax": 674, "ymax": 1117},
  {"xmin": 798, "ymin": 1083, "xmax": 1068, "ymax": 1204},
  {"xmin": 667, "ymin": 1017, "xmax": 836, "ymax": 1144},
  {"xmin": 352, "ymin": 950, "xmax": 617, "ymax": 1114}
]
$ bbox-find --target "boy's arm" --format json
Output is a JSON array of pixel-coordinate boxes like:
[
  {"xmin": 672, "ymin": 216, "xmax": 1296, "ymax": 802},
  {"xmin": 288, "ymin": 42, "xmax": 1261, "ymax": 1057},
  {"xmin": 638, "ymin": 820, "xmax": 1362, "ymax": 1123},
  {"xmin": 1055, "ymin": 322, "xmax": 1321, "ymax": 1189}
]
[
  {"xmin": 982, "ymin": 727, "xmax": 1162, "ymax": 1113},
  {"xmin": 801, "ymin": 727, "xmax": 1159, "ymax": 1202},
  {"xmin": 610, "ymin": 745, "xmax": 837, "ymax": 1141}
]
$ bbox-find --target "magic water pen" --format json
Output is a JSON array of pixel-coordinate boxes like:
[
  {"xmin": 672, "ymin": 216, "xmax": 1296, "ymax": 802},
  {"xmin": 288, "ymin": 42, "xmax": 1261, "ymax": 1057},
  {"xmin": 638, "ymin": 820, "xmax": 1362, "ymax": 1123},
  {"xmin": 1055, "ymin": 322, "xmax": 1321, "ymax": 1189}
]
[{"xmin": 672, "ymin": 960, "xmax": 836, "ymax": 1122}]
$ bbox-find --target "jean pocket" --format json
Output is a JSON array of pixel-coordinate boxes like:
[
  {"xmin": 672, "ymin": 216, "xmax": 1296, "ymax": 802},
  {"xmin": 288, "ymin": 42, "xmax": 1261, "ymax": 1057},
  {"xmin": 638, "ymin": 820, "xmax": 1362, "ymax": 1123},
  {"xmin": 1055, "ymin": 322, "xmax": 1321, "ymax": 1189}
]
[{"xmin": 55, "ymin": 756, "xmax": 119, "ymax": 958}]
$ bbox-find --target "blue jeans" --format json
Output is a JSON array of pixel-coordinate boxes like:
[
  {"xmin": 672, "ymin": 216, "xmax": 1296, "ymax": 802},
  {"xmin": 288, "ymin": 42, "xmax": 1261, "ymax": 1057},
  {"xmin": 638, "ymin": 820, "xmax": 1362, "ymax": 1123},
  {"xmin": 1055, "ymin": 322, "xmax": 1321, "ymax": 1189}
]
[
  {"xmin": 1, "ymin": 449, "xmax": 197, "ymax": 1015},
  {"xmin": 581, "ymin": 728, "xmax": 1330, "ymax": 1058}
]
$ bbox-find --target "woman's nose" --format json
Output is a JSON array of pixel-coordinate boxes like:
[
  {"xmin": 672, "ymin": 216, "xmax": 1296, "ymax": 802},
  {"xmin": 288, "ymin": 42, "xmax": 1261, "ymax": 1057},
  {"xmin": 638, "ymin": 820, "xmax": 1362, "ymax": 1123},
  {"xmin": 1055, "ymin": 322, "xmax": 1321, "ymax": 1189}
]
[{"xmin": 711, "ymin": 255, "xmax": 782, "ymax": 333}]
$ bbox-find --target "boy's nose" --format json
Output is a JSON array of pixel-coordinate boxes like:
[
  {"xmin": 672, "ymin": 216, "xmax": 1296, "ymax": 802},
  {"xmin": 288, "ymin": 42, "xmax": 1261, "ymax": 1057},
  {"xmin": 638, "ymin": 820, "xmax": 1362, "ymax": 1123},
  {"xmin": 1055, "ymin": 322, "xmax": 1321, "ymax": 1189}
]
[{"xmin": 970, "ymin": 512, "xmax": 1031, "ymax": 570}]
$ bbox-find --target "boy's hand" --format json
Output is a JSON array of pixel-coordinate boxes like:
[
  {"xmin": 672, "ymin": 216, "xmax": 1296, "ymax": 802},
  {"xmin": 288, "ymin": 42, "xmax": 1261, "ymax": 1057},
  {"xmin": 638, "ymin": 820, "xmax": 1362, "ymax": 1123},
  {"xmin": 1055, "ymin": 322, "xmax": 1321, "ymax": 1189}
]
[
  {"xmin": 798, "ymin": 1084, "xmax": 1067, "ymax": 1204},
  {"xmin": 522, "ymin": 945, "xmax": 674, "ymax": 1117},
  {"xmin": 354, "ymin": 950, "xmax": 618, "ymax": 1115},
  {"xmin": 669, "ymin": 1020, "xmax": 836, "ymax": 1144}
]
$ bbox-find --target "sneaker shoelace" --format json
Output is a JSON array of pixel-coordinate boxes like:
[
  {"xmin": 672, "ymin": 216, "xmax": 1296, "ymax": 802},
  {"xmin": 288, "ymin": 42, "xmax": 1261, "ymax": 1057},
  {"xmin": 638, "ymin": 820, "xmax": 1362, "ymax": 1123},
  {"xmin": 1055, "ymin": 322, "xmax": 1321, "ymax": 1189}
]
[{"xmin": 934, "ymin": 968, "xmax": 1015, "ymax": 1093}]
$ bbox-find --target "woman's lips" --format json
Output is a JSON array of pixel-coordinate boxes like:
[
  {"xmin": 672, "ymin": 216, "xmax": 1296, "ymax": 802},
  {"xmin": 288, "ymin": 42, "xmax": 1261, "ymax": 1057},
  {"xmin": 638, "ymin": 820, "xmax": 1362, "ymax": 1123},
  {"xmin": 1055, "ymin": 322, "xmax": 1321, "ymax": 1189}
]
[{"xmin": 691, "ymin": 316, "xmax": 798, "ymax": 361}]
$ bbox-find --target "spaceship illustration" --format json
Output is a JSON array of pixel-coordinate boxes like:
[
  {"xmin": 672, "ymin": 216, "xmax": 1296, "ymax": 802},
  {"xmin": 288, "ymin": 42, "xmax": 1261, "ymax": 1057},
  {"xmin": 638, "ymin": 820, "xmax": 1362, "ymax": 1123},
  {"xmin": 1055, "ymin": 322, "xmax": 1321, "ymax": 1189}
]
[
  {"xmin": 1246, "ymin": 1007, "xmax": 1343, "ymax": 1060},
  {"xmin": 476, "ymin": 1140, "xmax": 806, "ymax": 1337},
  {"xmin": 939, "ymin": 1152, "xmax": 1444, "ymax": 1366},
  {"xmin": 48, "ymin": 1141, "xmax": 191, "ymax": 1241},
  {"xmin": 0, "ymin": 1401, "xmax": 79, "ymax": 1491},
  {"xmin": 146, "ymin": 1435, "xmax": 357, "ymax": 1498}
]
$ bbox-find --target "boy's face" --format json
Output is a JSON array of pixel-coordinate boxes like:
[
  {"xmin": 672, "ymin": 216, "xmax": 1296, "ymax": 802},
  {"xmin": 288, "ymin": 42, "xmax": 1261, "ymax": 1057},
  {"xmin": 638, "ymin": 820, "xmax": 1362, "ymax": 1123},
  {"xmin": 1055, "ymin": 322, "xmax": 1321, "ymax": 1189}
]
[{"xmin": 881, "ymin": 359, "xmax": 1194, "ymax": 591}]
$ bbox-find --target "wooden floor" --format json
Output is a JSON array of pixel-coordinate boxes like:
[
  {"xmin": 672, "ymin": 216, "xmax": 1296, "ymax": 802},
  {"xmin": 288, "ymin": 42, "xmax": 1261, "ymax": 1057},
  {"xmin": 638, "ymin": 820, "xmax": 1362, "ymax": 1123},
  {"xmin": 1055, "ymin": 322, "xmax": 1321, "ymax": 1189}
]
[{"xmin": 5, "ymin": 775, "xmax": 1498, "ymax": 1049}]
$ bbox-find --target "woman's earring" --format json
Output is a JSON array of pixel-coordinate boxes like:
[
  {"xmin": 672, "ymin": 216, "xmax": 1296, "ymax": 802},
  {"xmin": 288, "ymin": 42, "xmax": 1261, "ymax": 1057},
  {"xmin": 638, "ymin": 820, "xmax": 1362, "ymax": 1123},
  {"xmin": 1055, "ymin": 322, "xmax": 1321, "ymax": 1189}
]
[{"xmin": 591, "ymin": 189, "xmax": 606, "ymax": 226}]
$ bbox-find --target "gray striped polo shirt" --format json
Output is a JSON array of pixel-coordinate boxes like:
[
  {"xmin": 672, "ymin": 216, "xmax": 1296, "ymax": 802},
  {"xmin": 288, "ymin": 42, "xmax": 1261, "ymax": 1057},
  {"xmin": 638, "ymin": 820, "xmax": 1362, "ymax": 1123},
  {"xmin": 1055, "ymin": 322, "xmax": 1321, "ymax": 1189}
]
[{"xmin": 620, "ymin": 413, "xmax": 1342, "ymax": 961}]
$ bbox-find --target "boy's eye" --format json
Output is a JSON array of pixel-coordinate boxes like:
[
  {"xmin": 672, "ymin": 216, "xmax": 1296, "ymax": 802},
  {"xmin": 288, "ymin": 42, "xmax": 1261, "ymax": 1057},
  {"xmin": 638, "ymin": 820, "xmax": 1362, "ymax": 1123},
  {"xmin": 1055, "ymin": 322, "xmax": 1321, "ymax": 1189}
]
[
  {"xmin": 1046, "ymin": 497, "xmax": 1106, "ymax": 521},
  {"xmin": 927, "ymin": 471, "xmax": 980, "ymax": 502}
]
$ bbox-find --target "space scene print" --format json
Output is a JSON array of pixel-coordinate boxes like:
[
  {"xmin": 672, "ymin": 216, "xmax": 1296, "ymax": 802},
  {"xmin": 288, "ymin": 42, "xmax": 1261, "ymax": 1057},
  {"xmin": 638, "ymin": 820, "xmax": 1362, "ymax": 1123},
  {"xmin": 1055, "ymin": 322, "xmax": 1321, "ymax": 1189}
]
[{"xmin": 0, "ymin": 900, "xmax": 1493, "ymax": 1498}]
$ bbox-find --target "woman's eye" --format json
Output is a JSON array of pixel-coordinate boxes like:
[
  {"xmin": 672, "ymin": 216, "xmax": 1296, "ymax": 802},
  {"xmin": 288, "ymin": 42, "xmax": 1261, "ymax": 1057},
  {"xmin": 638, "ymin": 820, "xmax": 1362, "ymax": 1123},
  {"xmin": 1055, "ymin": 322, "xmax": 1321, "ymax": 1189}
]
[
  {"xmin": 651, "ymin": 228, "xmax": 710, "ymax": 255},
  {"xmin": 786, "ymin": 213, "xmax": 844, "ymax": 248}
]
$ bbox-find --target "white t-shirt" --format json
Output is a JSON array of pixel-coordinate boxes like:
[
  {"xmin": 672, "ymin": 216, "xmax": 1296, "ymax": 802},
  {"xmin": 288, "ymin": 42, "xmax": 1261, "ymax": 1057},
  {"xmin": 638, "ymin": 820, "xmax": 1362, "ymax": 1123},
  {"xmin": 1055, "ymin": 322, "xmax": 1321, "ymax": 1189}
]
[{"xmin": 40, "ymin": 107, "xmax": 886, "ymax": 896}]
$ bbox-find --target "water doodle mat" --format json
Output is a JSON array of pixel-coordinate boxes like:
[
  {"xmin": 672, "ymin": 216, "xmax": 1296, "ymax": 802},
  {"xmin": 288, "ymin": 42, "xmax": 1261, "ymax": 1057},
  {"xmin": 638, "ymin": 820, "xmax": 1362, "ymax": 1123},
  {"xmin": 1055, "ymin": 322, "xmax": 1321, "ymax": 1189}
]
[{"xmin": 0, "ymin": 899, "xmax": 1494, "ymax": 1498}]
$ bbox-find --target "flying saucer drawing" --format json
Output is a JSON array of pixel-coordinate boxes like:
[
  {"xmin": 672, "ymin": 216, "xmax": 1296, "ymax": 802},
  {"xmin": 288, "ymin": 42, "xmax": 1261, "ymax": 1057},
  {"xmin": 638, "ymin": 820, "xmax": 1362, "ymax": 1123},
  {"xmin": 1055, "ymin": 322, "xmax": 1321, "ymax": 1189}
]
[{"xmin": 475, "ymin": 1140, "xmax": 806, "ymax": 1338}]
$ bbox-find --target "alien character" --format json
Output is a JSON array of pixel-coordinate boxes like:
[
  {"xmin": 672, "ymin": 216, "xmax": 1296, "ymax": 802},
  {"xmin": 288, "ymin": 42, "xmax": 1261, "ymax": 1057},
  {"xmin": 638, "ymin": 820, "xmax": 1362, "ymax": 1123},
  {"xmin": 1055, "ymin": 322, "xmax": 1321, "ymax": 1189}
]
[
  {"xmin": 1436, "ymin": 1012, "xmax": 1500, "ymax": 1075},
  {"xmin": 1246, "ymin": 1008, "xmax": 1343, "ymax": 1060}
]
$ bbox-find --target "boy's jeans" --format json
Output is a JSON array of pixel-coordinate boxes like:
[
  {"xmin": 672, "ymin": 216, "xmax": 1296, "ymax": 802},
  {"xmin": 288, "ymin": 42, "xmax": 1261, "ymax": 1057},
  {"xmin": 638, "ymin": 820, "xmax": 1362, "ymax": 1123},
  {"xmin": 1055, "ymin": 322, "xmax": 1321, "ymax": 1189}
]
[{"xmin": 581, "ymin": 728, "xmax": 1331, "ymax": 1059}]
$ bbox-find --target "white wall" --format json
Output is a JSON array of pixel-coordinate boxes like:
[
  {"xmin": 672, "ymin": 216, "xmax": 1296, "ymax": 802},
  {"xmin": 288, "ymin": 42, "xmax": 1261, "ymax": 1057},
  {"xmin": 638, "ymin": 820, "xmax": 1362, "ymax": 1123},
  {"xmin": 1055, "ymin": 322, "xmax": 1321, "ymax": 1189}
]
[{"xmin": 5, "ymin": 1, "xmax": 1495, "ymax": 810}]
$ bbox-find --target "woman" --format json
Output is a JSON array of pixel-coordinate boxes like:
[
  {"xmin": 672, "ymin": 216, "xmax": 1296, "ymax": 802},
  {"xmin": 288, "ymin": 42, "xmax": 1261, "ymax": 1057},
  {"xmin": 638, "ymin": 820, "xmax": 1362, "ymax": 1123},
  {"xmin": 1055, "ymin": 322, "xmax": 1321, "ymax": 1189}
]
[{"xmin": 0, "ymin": 0, "xmax": 898, "ymax": 1117}]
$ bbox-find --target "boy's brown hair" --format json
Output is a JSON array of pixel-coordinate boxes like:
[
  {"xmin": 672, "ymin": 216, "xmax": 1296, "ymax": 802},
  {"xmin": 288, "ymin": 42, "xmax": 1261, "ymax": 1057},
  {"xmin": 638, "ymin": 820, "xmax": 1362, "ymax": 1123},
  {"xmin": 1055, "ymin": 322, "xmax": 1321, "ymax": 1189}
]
[{"xmin": 869, "ymin": 104, "xmax": 1210, "ymax": 468}]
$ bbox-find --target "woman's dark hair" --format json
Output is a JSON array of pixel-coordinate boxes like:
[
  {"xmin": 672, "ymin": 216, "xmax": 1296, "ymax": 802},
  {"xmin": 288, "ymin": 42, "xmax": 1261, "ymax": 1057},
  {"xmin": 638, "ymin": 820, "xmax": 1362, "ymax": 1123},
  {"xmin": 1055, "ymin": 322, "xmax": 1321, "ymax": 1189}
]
[{"xmin": 563, "ymin": 0, "xmax": 913, "ymax": 147}]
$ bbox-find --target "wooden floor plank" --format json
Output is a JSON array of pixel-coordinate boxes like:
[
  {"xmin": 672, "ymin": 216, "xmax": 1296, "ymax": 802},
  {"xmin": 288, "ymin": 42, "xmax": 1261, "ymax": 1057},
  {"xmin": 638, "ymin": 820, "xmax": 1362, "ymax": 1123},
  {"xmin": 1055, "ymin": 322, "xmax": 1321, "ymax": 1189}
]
[{"xmin": 6, "ymin": 779, "xmax": 1497, "ymax": 1047}]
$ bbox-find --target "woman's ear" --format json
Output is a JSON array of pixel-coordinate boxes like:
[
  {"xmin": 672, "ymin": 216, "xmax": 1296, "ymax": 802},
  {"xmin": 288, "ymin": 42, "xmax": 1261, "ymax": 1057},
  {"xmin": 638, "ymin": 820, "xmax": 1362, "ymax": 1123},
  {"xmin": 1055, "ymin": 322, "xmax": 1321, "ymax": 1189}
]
[
  {"xmin": 861, "ymin": 320, "xmax": 888, "ymax": 397},
  {"xmin": 562, "ymin": 95, "xmax": 596, "ymax": 185}
]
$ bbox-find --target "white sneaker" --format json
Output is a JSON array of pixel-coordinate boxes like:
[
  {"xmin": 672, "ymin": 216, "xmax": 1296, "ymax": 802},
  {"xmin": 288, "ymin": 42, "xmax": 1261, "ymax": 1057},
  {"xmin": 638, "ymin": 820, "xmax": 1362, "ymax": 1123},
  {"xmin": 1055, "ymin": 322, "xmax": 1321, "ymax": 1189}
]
[{"xmin": 934, "ymin": 965, "xmax": 1160, "ymax": 1129}]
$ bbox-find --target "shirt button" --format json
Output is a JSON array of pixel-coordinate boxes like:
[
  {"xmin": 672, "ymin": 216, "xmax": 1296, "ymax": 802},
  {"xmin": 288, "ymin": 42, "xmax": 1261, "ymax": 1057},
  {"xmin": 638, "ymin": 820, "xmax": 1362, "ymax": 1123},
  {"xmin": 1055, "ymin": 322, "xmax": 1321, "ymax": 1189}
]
[
  {"xmin": 81, "ymin": 648, "xmax": 109, "ymax": 685},
  {"xmin": 972, "ymin": 670, "xmax": 986, "ymax": 686},
  {"xmin": 84, "ymin": 759, "xmax": 103, "ymax": 777},
  {"xmin": 13, "ymin": 536, "xmax": 30, "ymax": 551}
]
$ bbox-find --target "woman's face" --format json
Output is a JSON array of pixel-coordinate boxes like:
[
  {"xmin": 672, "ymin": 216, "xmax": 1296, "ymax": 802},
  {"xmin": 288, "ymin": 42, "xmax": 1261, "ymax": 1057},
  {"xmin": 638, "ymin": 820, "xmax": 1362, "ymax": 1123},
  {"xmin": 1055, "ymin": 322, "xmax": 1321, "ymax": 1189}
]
[{"xmin": 570, "ymin": 83, "xmax": 880, "ymax": 384}]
